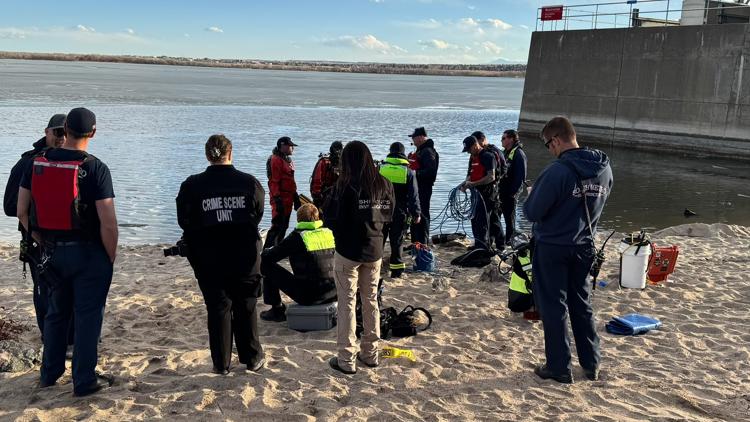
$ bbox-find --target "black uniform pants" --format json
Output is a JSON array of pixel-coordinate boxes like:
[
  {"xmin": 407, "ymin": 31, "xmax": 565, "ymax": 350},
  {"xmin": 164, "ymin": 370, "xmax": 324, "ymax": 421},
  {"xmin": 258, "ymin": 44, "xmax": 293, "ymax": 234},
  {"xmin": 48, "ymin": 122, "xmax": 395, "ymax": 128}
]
[
  {"xmin": 262, "ymin": 261, "xmax": 336, "ymax": 306},
  {"xmin": 383, "ymin": 213, "xmax": 408, "ymax": 275},
  {"xmin": 263, "ymin": 210, "xmax": 291, "ymax": 250},
  {"xmin": 471, "ymin": 190, "xmax": 502, "ymax": 250},
  {"xmin": 411, "ymin": 184, "xmax": 432, "ymax": 245},
  {"xmin": 197, "ymin": 276, "xmax": 263, "ymax": 371},
  {"xmin": 532, "ymin": 242, "xmax": 600, "ymax": 376},
  {"xmin": 40, "ymin": 243, "xmax": 112, "ymax": 394},
  {"xmin": 31, "ymin": 262, "xmax": 75, "ymax": 344},
  {"xmin": 500, "ymin": 195, "xmax": 517, "ymax": 244}
]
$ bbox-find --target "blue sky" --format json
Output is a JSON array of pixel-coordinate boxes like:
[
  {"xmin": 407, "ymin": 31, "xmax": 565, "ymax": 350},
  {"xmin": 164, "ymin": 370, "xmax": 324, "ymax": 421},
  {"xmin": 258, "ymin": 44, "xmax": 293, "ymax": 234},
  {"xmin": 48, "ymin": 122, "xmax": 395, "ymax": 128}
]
[{"xmin": 0, "ymin": 0, "xmax": 683, "ymax": 64}]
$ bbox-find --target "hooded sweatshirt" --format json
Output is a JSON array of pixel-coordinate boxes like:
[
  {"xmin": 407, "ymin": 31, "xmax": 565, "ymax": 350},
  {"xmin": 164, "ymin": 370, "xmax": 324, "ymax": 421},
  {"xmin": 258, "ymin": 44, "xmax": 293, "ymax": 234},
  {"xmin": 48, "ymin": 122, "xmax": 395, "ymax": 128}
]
[{"xmin": 523, "ymin": 148, "xmax": 613, "ymax": 246}]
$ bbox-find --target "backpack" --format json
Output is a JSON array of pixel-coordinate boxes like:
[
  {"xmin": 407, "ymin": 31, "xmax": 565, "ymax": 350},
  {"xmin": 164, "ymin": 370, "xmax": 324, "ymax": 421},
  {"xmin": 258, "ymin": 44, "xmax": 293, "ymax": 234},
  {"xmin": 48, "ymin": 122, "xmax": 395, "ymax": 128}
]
[
  {"xmin": 450, "ymin": 248, "xmax": 494, "ymax": 268},
  {"xmin": 29, "ymin": 151, "xmax": 94, "ymax": 234},
  {"xmin": 356, "ymin": 305, "xmax": 432, "ymax": 339}
]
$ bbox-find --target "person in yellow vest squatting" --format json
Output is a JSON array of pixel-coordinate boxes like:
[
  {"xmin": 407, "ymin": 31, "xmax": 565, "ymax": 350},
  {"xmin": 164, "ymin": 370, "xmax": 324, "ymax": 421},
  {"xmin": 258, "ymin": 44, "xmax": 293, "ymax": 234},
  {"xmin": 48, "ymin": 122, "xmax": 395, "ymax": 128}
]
[
  {"xmin": 507, "ymin": 242, "xmax": 536, "ymax": 318},
  {"xmin": 379, "ymin": 142, "xmax": 421, "ymax": 278},
  {"xmin": 259, "ymin": 203, "xmax": 337, "ymax": 322}
]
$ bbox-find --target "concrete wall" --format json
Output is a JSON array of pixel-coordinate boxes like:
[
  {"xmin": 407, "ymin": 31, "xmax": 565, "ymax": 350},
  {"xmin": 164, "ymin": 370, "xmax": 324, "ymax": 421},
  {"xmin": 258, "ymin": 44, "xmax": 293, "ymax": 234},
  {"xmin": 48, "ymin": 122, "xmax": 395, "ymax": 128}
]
[{"xmin": 518, "ymin": 24, "xmax": 750, "ymax": 160}]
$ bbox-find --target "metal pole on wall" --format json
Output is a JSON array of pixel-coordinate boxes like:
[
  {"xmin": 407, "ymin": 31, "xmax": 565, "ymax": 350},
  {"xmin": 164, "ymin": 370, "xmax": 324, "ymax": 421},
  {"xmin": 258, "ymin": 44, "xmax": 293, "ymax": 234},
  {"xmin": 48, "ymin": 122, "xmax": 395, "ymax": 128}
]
[
  {"xmin": 629, "ymin": 3, "xmax": 633, "ymax": 28},
  {"xmin": 594, "ymin": 4, "xmax": 599, "ymax": 28},
  {"xmin": 666, "ymin": 0, "xmax": 670, "ymax": 24}
]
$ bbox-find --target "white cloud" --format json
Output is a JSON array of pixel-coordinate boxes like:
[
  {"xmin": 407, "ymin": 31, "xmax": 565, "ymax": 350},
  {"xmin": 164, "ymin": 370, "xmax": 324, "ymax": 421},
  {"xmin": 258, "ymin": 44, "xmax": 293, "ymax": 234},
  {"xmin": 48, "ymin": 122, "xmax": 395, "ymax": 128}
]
[
  {"xmin": 401, "ymin": 17, "xmax": 512, "ymax": 35},
  {"xmin": 519, "ymin": 24, "xmax": 529, "ymax": 30},
  {"xmin": 184, "ymin": 33, "xmax": 190, "ymax": 38},
  {"xmin": 404, "ymin": 18, "xmax": 442, "ymax": 30},
  {"xmin": 323, "ymin": 34, "xmax": 407, "ymax": 54},
  {"xmin": 126, "ymin": 28, "xmax": 135, "ymax": 35},
  {"xmin": 418, "ymin": 39, "xmax": 458, "ymax": 50},
  {"xmin": 206, "ymin": 26, "xmax": 224, "ymax": 33},
  {"xmin": 484, "ymin": 19, "xmax": 512, "ymax": 30},
  {"xmin": 480, "ymin": 41, "xmax": 502, "ymax": 54},
  {"xmin": 0, "ymin": 25, "xmax": 147, "ymax": 45},
  {"xmin": 0, "ymin": 27, "xmax": 28, "ymax": 39}
]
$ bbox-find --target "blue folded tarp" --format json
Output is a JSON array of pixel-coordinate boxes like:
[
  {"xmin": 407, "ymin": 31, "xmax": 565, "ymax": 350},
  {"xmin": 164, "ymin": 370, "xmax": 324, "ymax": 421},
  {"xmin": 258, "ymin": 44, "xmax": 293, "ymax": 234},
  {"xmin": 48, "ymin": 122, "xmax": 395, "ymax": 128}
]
[{"xmin": 605, "ymin": 313, "xmax": 662, "ymax": 336}]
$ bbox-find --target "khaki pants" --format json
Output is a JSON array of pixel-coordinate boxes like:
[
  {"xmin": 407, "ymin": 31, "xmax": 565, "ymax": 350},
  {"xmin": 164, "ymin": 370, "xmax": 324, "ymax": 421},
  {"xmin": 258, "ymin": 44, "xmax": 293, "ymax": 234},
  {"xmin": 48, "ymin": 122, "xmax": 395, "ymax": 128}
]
[{"xmin": 334, "ymin": 253, "xmax": 381, "ymax": 372}]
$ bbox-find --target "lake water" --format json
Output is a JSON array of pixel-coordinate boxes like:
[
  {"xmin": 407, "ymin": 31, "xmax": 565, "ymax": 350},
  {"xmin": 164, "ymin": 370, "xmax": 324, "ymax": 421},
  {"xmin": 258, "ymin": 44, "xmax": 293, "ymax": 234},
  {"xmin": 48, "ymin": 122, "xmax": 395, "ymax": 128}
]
[{"xmin": 1, "ymin": 59, "xmax": 748, "ymax": 244}]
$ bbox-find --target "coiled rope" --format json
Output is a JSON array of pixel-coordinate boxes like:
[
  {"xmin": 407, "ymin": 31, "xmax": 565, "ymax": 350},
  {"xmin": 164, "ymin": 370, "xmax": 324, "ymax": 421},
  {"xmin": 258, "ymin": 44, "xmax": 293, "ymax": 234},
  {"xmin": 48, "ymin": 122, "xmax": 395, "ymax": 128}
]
[{"xmin": 431, "ymin": 185, "xmax": 484, "ymax": 235}]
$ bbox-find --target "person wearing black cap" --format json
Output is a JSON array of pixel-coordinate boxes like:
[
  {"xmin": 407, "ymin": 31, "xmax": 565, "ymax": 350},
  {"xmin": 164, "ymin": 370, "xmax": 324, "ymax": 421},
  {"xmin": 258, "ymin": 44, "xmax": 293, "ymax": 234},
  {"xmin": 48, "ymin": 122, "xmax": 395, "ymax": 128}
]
[
  {"xmin": 4, "ymin": 113, "xmax": 71, "ymax": 341},
  {"xmin": 460, "ymin": 135, "xmax": 497, "ymax": 250},
  {"xmin": 310, "ymin": 141, "xmax": 344, "ymax": 209},
  {"xmin": 407, "ymin": 127, "xmax": 439, "ymax": 245},
  {"xmin": 176, "ymin": 134, "xmax": 266, "ymax": 374},
  {"xmin": 499, "ymin": 129, "xmax": 527, "ymax": 244},
  {"xmin": 264, "ymin": 136, "xmax": 300, "ymax": 249},
  {"xmin": 17, "ymin": 107, "xmax": 118, "ymax": 397},
  {"xmin": 379, "ymin": 142, "xmax": 421, "ymax": 278},
  {"xmin": 471, "ymin": 130, "xmax": 507, "ymax": 250}
]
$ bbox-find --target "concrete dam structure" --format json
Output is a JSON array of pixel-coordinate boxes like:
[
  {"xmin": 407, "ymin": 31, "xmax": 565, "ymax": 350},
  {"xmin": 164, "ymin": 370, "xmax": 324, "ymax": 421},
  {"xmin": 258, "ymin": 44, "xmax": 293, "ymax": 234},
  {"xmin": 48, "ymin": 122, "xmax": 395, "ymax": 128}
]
[{"xmin": 518, "ymin": 23, "xmax": 750, "ymax": 160}]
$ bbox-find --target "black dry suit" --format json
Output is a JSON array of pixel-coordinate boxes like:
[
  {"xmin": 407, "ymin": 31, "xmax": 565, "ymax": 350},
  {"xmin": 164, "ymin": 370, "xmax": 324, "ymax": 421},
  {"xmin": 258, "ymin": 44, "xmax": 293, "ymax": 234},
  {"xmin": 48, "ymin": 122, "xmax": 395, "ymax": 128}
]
[{"xmin": 379, "ymin": 153, "xmax": 421, "ymax": 274}]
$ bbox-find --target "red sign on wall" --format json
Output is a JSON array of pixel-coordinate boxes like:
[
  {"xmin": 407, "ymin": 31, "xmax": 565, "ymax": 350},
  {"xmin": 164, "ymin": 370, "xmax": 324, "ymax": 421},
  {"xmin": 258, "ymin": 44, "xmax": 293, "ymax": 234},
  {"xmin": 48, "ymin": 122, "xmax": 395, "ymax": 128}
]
[{"xmin": 541, "ymin": 5, "xmax": 564, "ymax": 21}]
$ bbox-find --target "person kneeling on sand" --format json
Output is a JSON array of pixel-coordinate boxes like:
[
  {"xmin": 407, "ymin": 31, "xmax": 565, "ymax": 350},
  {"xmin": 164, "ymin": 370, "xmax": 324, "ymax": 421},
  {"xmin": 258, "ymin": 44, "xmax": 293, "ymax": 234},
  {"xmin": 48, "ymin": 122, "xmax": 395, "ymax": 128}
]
[{"xmin": 260, "ymin": 203, "xmax": 337, "ymax": 322}]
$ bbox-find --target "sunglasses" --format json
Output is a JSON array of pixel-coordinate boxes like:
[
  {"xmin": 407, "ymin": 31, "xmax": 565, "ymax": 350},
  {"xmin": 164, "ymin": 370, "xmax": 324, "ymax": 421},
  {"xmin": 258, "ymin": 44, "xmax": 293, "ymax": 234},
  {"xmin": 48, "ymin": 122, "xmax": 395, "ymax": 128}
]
[
  {"xmin": 52, "ymin": 128, "xmax": 66, "ymax": 137},
  {"xmin": 544, "ymin": 133, "xmax": 558, "ymax": 149}
]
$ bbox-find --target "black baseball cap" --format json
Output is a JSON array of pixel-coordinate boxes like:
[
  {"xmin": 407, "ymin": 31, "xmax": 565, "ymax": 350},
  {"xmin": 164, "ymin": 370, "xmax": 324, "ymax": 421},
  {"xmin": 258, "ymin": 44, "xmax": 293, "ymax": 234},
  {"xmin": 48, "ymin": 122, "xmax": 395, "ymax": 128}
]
[
  {"xmin": 329, "ymin": 141, "xmax": 343, "ymax": 153},
  {"xmin": 389, "ymin": 141, "xmax": 406, "ymax": 155},
  {"xmin": 277, "ymin": 136, "xmax": 298, "ymax": 147},
  {"xmin": 462, "ymin": 136, "xmax": 478, "ymax": 153},
  {"xmin": 409, "ymin": 127, "xmax": 427, "ymax": 138},
  {"xmin": 65, "ymin": 107, "xmax": 96, "ymax": 134},
  {"xmin": 46, "ymin": 114, "xmax": 66, "ymax": 129}
]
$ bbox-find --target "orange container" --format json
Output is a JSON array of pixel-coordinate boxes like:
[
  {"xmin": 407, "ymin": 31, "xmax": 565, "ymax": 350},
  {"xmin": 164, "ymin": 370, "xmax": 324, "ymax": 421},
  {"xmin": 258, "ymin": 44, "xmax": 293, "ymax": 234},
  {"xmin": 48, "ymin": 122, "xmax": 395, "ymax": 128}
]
[{"xmin": 648, "ymin": 245, "xmax": 680, "ymax": 283}]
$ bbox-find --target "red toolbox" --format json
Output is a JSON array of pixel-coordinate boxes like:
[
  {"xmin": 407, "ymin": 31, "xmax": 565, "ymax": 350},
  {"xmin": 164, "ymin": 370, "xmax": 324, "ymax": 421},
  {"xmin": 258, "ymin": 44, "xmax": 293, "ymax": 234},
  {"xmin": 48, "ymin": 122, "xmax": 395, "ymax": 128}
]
[{"xmin": 648, "ymin": 245, "xmax": 680, "ymax": 283}]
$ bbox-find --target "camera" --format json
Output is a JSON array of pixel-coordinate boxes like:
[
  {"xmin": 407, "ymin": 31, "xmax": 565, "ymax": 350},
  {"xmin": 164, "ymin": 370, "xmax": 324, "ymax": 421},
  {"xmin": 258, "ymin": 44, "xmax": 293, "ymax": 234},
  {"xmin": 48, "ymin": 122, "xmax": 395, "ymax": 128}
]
[{"xmin": 163, "ymin": 239, "xmax": 189, "ymax": 257}]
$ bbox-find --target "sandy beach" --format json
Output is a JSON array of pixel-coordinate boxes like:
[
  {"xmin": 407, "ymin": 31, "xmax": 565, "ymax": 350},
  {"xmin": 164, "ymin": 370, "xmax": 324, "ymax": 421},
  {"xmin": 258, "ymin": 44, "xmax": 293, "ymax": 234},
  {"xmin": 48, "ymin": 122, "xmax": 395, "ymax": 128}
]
[{"xmin": 1, "ymin": 222, "xmax": 748, "ymax": 421}]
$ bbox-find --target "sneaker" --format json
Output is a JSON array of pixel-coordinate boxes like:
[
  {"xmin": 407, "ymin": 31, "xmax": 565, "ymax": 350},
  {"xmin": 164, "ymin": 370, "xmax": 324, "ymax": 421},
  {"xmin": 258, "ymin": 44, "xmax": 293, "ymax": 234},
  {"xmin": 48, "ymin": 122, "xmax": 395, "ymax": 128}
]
[
  {"xmin": 247, "ymin": 357, "xmax": 266, "ymax": 373},
  {"xmin": 583, "ymin": 367, "xmax": 600, "ymax": 381},
  {"xmin": 356, "ymin": 353, "xmax": 378, "ymax": 368},
  {"xmin": 534, "ymin": 364, "xmax": 573, "ymax": 384},
  {"xmin": 260, "ymin": 304, "xmax": 286, "ymax": 322},
  {"xmin": 328, "ymin": 357, "xmax": 356, "ymax": 375}
]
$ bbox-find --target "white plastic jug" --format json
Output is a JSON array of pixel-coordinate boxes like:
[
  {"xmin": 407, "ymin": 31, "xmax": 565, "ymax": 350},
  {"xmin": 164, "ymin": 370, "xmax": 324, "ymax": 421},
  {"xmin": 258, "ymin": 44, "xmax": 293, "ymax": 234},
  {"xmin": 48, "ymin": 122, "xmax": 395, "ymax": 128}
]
[{"xmin": 619, "ymin": 240, "xmax": 652, "ymax": 289}]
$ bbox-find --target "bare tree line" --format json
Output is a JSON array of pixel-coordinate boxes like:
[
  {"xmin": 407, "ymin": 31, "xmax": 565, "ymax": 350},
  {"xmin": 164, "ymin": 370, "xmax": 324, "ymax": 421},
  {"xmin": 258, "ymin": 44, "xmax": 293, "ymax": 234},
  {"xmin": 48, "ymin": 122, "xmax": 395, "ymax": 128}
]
[{"xmin": 0, "ymin": 51, "xmax": 526, "ymax": 78}]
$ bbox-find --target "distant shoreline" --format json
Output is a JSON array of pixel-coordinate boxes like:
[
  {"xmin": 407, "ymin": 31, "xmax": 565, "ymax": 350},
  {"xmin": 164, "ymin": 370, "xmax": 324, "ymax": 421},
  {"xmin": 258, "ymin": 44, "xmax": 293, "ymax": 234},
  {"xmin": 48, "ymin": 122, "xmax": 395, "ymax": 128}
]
[{"xmin": 0, "ymin": 51, "xmax": 526, "ymax": 78}]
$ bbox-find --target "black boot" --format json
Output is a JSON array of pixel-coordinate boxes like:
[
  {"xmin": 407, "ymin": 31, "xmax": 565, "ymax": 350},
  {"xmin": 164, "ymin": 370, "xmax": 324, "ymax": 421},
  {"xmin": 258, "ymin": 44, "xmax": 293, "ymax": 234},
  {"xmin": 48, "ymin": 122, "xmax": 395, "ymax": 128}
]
[{"xmin": 260, "ymin": 304, "xmax": 287, "ymax": 322}]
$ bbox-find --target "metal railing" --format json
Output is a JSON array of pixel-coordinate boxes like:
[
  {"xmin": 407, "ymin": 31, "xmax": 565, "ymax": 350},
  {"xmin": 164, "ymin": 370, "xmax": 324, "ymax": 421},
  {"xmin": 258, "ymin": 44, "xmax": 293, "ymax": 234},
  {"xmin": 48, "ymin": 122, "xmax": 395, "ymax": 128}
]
[{"xmin": 536, "ymin": 0, "xmax": 750, "ymax": 31}]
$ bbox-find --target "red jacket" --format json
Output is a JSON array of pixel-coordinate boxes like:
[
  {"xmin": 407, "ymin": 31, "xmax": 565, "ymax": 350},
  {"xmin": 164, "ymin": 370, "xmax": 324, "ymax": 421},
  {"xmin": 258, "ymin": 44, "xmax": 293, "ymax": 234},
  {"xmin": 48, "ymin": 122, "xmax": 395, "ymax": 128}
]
[{"xmin": 267, "ymin": 150, "xmax": 296, "ymax": 216}]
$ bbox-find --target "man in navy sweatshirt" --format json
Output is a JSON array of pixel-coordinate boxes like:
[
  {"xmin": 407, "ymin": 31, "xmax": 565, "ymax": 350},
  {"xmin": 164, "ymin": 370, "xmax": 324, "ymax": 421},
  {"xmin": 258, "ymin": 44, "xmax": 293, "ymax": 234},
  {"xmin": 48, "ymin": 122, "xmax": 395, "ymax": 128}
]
[{"xmin": 523, "ymin": 116, "xmax": 613, "ymax": 384}]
